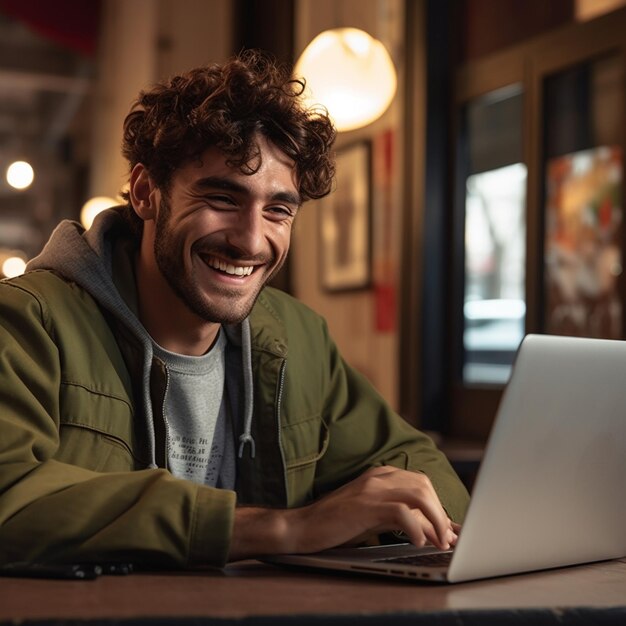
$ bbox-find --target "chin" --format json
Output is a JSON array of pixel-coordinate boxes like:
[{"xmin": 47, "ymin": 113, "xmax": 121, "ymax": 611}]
[{"xmin": 191, "ymin": 293, "xmax": 261, "ymax": 325}]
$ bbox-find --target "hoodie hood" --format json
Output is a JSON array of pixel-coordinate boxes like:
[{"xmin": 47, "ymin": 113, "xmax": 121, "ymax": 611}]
[{"xmin": 26, "ymin": 208, "xmax": 256, "ymax": 468}]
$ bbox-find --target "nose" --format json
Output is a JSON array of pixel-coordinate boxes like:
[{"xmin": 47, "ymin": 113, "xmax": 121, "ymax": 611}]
[{"xmin": 225, "ymin": 207, "xmax": 265, "ymax": 257}]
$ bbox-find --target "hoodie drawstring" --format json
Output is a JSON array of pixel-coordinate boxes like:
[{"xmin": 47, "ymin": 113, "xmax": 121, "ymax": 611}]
[{"xmin": 238, "ymin": 317, "xmax": 256, "ymax": 458}]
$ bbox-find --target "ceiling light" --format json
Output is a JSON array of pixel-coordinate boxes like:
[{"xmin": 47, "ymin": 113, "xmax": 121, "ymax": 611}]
[
  {"xmin": 295, "ymin": 28, "xmax": 397, "ymax": 132},
  {"xmin": 6, "ymin": 160, "xmax": 35, "ymax": 190}
]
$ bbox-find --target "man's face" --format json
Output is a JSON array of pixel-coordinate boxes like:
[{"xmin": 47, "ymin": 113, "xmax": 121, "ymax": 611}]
[{"xmin": 149, "ymin": 136, "xmax": 300, "ymax": 325}]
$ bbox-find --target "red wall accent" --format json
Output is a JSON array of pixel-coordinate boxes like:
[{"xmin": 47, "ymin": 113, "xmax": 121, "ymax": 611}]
[{"xmin": 0, "ymin": 0, "xmax": 101, "ymax": 56}]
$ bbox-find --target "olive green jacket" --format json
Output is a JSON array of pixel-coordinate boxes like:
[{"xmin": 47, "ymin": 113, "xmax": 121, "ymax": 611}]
[{"xmin": 0, "ymin": 219, "xmax": 468, "ymax": 569}]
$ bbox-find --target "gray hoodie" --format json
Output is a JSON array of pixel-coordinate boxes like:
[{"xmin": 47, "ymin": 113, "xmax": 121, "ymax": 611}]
[{"xmin": 26, "ymin": 208, "xmax": 256, "ymax": 480}]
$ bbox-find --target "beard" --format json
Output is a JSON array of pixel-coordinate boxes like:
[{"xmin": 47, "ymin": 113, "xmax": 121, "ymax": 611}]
[{"xmin": 153, "ymin": 195, "xmax": 282, "ymax": 324}]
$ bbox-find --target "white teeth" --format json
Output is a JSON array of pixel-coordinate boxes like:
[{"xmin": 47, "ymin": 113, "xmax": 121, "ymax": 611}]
[{"xmin": 206, "ymin": 257, "xmax": 253, "ymax": 277}]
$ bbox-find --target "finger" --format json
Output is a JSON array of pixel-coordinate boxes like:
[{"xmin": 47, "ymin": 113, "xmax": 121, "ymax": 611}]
[
  {"xmin": 331, "ymin": 468, "xmax": 454, "ymax": 549},
  {"xmin": 406, "ymin": 490, "xmax": 451, "ymax": 548},
  {"xmin": 371, "ymin": 487, "xmax": 449, "ymax": 545},
  {"xmin": 419, "ymin": 517, "xmax": 454, "ymax": 550},
  {"xmin": 382, "ymin": 504, "xmax": 451, "ymax": 551},
  {"xmin": 411, "ymin": 507, "xmax": 460, "ymax": 550},
  {"xmin": 370, "ymin": 507, "xmax": 454, "ymax": 551},
  {"xmin": 363, "ymin": 471, "xmax": 453, "ymax": 549},
  {"xmin": 397, "ymin": 473, "xmax": 453, "ymax": 547},
  {"xmin": 390, "ymin": 504, "xmax": 428, "ymax": 548}
]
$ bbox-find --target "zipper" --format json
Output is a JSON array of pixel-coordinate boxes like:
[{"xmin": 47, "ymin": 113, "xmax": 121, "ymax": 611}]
[
  {"xmin": 161, "ymin": 365, "xmax": 171, "ymax": 470},
  {"xmin": 275, "ymin": 358, "xmax": 289, "ymax": 502},
  {"xmin": 151, "ymin": 356, "xmax": 171, "ymax": 470}
]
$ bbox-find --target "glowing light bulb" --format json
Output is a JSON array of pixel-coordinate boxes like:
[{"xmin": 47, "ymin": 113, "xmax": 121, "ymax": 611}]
[
  {"xmin": 6, "ymin": 161, "xmax": 35, "ymax": 190},
  {"xmin": 2, "ymin": 256, "xmax": 27, "ymax": 278},
  {"xmin": 295, "ymin": 28, "xmax": 397, "ymax": 132},
  {"xmin": 80, "ymin": 196, "xmax": 118, "ymax": 229}
]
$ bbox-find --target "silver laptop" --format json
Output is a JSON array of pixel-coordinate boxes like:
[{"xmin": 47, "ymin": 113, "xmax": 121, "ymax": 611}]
[{"xmin": 265, "ymin": 334, "xmax": 626, "ymax": 583}]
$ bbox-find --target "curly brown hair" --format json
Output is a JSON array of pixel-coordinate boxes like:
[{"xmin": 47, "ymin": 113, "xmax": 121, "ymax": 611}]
[{"xmin": 119, "ymin": 49, "xmax": 336, "ymax": 233}]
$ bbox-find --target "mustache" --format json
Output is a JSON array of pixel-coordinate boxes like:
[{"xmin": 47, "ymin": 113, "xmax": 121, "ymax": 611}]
[{"xmin": 193, "ymin": 241, "xmax": 273, "ymax": 265}]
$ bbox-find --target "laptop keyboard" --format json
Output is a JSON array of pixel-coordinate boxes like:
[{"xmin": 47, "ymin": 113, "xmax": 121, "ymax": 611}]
[{"xmin": 376, "ymin": 551, "xmax": 453, "ymax": 568}]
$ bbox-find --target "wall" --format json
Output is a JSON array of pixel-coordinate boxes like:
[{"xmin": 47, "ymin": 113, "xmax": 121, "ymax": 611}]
[
  {"xmin": 90, "ymin": 0, "xmax": 409, "ymax": 411},
  {"xmin": 292, "ymin": 0, "xmax": 405, "ymax": 408},
  {"xmin": 90, "ymin": 0, "xmax": 234, "ymax": 200}
]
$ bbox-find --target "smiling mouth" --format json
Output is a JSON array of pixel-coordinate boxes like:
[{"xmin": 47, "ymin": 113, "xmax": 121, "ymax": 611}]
[{"xmin": 202, "ymin": 254, "xmax": 255, "ymax": 277}]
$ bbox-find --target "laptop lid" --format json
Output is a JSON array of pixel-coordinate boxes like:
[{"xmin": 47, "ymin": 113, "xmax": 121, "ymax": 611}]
[{"xmin": 447, "ymin": 333, "xmax": 626, "ymax": 582}]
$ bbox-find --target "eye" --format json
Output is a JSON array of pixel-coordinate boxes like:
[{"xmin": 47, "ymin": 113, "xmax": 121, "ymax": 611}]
[
  {"xmin": 266, "ymin": 205, "xmax": 295, "ymax": 220},
  {"xmin": 208, "ymin": 194, "xmax": 237, "ymax": 208}
]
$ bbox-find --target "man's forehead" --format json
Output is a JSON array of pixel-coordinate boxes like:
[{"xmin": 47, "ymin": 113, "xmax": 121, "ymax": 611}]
[{"xmin": 176, "ymin": 143, "xmax": 301, "ymax": 204}]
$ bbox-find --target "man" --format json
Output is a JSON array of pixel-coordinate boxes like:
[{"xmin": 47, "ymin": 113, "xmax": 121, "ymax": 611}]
[{"xmin": 0, "ymin": 51, "xmax": 469, "ymax": 568}]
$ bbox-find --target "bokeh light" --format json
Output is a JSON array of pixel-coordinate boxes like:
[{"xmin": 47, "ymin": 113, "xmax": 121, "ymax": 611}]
[{"xmin": 6, "ymin": 161, "xmax": 35, "ymax": 190}]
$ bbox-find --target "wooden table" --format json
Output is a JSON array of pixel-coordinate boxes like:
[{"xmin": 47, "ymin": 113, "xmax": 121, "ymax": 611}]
[{"xmin": 1, "ymin": 558, "xmax": 625, "ymax": 625}]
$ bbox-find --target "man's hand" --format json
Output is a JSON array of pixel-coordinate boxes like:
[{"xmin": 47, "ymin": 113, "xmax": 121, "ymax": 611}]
[{"xmin": 228, "ymin": 466, "xmax": 459, "ymax": 561}]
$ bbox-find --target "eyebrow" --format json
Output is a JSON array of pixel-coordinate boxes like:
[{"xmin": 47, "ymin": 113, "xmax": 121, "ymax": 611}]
[{"xmin": 191, "ymin": 176, "xmax": 302, "ymax": 207}]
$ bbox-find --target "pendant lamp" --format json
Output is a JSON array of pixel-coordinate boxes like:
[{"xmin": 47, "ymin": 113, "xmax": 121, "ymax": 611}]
[{"xmin": 295, "ymin": 28, "xmax": 397, "ymax": 132}]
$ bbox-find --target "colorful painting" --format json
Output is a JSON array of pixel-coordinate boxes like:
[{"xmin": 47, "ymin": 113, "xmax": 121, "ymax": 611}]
[{"xmin": 544, "ymin": 146, "xmax": 623, "ymax": 338}]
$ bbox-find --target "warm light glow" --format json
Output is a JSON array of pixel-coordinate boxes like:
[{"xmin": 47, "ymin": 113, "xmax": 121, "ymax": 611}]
[
  {"xmin": 295, "ymin": 28, "xmax": 397, "ymax": 132},
  {"xmin": 80, "ymin": 196, "xmax": 117, "ymax": 229},
  {"xmin": 575, "ymin": 0, "xmax": 626, "ymax": 21},
  {"xmin": 6, "ymin": 160, "xmax": 35, "ymax": 190},
  {"xmin": 2, "ymin": 256, "xmax": 27, "ymax": 278}
]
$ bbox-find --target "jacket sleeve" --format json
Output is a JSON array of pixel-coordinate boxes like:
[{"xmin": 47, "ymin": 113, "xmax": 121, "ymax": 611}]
[
  {"xmin": 313, "ymin": 321, "xmax": 470, "ymax": 524},
  {"xmin": 0, "ymin": 281, "xmax": 235, "ymax": 567}
]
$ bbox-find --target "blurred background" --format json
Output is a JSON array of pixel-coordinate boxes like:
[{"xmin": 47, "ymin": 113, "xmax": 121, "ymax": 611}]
[{"xmin": 0, "ymin": 0, "xmax": 625, "ymax": 475}]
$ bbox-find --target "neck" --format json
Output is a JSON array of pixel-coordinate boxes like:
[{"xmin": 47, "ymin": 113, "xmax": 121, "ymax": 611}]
[{"xmin": 135, "ymin": 244, "xmax": 220, "ymax": 356}]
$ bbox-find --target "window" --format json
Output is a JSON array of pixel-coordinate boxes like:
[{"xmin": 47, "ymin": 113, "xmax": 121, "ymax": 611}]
[
  {"xmin": 446, "ymin": 9, "xmax": 626, "ymax": 440},
  {"xmin": 461, "ymin": 87, "xmax": 527, "ymax": 384}
]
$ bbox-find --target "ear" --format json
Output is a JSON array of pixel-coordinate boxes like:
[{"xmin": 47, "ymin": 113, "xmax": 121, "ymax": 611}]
[{"xmin": 129, "ymin": 163, "xmax": 158, "ymax": 220}]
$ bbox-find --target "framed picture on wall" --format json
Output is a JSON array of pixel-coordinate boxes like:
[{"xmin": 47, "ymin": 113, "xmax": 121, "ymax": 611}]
[
  {"xmin": 319, "ymin": 140, "xmax": 372, "ymax": 291},
  {"xmin": 544, "ymin": 145, "xmax": 623, "ymax": 339}
]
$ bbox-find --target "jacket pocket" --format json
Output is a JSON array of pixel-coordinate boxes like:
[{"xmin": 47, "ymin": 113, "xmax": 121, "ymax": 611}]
[
  {"xmin": 56, "ymin": 382, "xmax": 144, "ymax": 471},
  {"xmin": 281, "ymin": 416, "xmax": 329, "ymax": 506},
  {"xmin": 56, "ymin": 425, "xmax": 137, "ymax": 472}
]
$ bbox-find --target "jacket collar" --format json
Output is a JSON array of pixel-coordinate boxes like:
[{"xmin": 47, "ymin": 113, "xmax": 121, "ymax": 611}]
[{"xmin": 246, "ymin": 289, "xmax": 288, "ymax": 358}]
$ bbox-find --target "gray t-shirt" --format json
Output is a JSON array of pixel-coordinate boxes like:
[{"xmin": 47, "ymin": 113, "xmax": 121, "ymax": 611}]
[{"xmin": 152, "ymin": 330, "xmax": 236, "ymax": 489}]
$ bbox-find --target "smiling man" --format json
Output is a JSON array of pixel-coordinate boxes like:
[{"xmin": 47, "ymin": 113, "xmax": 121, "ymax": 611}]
[
  {"xmin": 0, "ymin": 51, "xmax": 469, "ymax": 568},
  {"xmin": 133, "ymin": 137, "xmax": 299, "ymax": 354}
]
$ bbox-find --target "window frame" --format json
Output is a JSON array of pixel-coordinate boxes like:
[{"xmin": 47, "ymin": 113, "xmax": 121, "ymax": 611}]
[
  {"xmin": 401, "ymin": 6, "xmax": 626, "ymax": 441},
  {"xmin": 449, "ymin": 8, "xmax": 626, "ymax": 440}
]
